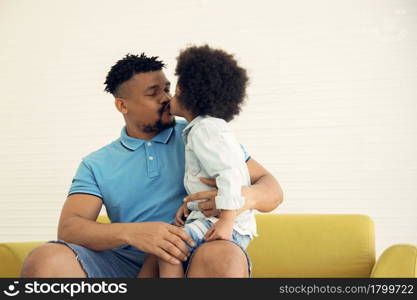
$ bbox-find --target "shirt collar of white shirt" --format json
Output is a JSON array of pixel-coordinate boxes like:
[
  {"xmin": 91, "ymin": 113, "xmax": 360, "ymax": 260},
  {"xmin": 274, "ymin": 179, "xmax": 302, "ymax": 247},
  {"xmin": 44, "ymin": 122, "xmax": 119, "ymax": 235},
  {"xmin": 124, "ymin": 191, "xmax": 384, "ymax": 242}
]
[{"xmin": 182, "ymin": 115, "xmax": 207, "ymax": 141}]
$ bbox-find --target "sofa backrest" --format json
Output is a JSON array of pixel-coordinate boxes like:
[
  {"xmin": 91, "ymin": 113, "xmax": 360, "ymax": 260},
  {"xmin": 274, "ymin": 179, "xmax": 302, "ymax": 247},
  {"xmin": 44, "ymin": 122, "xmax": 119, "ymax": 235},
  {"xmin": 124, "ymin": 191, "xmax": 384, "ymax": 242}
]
[
  {"xmin": 247, "ymin": 214, "xmax": 375, "ymax": 277},
  {"xmin": 98, "ymin": 213, "xmax": 375, "ymax": 277}
]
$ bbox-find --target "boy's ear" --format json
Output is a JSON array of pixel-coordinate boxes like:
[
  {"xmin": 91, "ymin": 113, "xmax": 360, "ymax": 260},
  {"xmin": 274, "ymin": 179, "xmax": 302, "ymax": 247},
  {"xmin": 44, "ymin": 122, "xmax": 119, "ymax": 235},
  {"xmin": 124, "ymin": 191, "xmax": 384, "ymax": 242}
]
[{"xmin": 115, "ymin": 98, "xmax": 128, "ymax": 114}]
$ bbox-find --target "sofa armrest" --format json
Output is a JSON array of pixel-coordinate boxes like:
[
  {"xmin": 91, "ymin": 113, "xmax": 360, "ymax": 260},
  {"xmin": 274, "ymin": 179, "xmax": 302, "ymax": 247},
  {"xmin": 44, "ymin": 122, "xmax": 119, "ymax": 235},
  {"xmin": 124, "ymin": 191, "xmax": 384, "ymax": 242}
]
[
  {"xmin": 0, "ymin": 242, "xmax": 44, "ymax": 278},
  {"xmin": 371, "ymin": 244, "xmax": 417, "ymax": 278}
]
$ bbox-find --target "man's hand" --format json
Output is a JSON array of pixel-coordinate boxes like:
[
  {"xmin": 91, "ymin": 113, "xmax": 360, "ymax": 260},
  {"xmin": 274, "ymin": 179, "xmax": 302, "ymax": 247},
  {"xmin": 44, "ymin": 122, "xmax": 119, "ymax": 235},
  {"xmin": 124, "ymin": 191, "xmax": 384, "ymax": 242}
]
[
  {"xmin": 174, "ymin": 204, "xmax": 190, "ymax": 226},
  {"xmin": 183, "ymin": 177, "xmax": 220, "ymax": 218},
  {"xmin": 204, "ymin": 218, "xmax": 234, "ymax": 241},
  {"xmin": 183, "ymin": 177, "xmax": 254, "ymax": 217},
  {"xmin": 125, "ymin": 222, "xmax": 195, "ymax": 265}
]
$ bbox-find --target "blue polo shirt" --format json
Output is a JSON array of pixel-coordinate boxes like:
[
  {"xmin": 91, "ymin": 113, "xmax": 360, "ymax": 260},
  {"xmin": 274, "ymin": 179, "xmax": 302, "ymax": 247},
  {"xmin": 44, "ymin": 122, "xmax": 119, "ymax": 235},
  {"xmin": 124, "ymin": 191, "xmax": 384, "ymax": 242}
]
[{"xmin": 69, "ymin": 120, "xmax": 249, "ymax": 225}]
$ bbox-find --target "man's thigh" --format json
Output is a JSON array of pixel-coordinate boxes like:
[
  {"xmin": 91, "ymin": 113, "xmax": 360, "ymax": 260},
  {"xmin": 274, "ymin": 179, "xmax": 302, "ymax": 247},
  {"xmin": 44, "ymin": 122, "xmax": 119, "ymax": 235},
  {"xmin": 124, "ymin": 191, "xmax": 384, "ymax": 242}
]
[
  {"xmin": 47, "ymin": 241, "xmax": 145, "ymax": 278},
  {"xmin": 22, "ymin": 240, "xmax": 145, "ymax": 278},
  {"xmin": 185, "ymin": 240, "xmax": 250, "ymax": 278},
  {"xmin": 21, "ymin": 243, "xmax": 86, "ymax": 278}
]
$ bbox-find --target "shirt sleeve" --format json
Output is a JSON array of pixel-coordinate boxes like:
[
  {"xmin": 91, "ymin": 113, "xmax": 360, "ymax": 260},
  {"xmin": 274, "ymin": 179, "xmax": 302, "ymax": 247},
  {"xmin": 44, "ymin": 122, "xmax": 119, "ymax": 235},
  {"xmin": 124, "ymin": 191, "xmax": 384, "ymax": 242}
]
[
  {"xmin": 240, "ymin": 144, "xmax": 251, "ymax": 162},
  {"xmin": 68, "ymin": 159, "xmax": 103, "ymax": 199},
  {"xmin": 188, "ymin": 124, "xmax": 246, "ymax": 210}
]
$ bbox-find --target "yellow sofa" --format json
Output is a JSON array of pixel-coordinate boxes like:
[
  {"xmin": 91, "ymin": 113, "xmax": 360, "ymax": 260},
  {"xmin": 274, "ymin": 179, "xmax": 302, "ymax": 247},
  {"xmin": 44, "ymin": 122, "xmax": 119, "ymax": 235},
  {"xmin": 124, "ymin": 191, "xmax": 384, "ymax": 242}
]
[{"xmin": 0, "ymin": 214, "xmax": 415, "ymax": 278}]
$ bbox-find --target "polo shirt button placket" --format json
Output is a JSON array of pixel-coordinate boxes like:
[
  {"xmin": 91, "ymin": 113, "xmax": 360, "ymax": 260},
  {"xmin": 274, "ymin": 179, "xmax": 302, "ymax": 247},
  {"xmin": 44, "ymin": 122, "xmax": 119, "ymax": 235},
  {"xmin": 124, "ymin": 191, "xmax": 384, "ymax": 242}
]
[{"xmin": 145, "ymin": 141, "xmax": 158, "ymax": 177}]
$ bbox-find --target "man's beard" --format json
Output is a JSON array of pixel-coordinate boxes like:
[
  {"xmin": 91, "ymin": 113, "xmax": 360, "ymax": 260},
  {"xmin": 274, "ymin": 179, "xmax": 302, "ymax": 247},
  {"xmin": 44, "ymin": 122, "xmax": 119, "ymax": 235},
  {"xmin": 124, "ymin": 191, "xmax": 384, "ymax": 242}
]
[{"xmin": 142, "ymin": 104, "xmax": 176, "ymax": 133}]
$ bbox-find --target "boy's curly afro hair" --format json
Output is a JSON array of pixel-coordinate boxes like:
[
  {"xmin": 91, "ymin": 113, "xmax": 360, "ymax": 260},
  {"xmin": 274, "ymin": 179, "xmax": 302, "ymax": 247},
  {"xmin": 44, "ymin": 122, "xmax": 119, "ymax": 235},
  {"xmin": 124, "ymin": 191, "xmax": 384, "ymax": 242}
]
[
  {"xmin": 104, "ymin": 53, "xmax": 165, "ymax": 97},
  {"xmin": 175, "ymin": 45, "xmax": 249, "ymax": 122}
]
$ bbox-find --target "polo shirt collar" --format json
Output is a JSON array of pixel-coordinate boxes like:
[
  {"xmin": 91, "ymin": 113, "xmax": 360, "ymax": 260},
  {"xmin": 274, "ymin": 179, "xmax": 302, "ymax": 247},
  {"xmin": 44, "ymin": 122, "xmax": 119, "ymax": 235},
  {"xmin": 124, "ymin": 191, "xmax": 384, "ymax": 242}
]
[
  {"xmin": 120, "ymin": 126, "xmax": 174, "ymax": 151},
  {"xmin": 153, "ymin": 126, "xmax": 174, "ymax": 144}
]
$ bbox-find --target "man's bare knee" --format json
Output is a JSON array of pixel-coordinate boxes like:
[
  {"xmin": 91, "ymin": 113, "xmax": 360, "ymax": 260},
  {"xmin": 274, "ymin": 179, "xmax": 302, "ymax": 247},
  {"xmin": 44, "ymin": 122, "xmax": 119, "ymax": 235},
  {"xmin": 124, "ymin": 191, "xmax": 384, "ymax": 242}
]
[
  {"xmin": 20, "ymin": 243, "xmax": 86, "ymax": 278},
  {"xmin": 187, "ymin": 241, "xmax": 249, "ymax": 278}
]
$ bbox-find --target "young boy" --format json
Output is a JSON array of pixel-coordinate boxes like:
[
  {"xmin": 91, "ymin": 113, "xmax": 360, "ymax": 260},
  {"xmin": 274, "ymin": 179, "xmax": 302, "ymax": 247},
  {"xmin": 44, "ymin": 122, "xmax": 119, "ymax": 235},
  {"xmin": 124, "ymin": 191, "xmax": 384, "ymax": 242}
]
[{"xmin": 140, "ymin": 45, "xmax": 257, "ymax": 277}]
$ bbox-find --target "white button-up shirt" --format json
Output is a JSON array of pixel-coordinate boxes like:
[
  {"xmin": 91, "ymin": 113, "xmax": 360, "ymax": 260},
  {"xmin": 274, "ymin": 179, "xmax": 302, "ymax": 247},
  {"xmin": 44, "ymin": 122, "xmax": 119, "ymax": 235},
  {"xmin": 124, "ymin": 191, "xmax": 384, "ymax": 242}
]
[{"xmin": 182, "ymin": 116, "xmax": 257, "ymax": 238}]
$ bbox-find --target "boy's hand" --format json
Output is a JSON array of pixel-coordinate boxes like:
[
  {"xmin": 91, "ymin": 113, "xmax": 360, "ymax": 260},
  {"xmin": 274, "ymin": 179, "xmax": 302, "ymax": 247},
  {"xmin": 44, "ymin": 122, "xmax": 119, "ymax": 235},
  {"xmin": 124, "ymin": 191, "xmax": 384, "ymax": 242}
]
[
  {"xmin": 174, "ymin": 204, "xmax": 189, "ymax": 226},
  {"xmin": 204, "ymin": 218, "xmax": 234, "ymax": 242}
]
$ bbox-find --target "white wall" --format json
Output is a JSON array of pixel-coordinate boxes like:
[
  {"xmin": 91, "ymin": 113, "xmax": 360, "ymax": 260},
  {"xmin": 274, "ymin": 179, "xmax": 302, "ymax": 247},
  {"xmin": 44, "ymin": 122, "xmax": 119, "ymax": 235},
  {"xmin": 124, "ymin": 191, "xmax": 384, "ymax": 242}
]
[{"xmin": 0, "ymin": 0, "xmax": 416, "ymax": 257}]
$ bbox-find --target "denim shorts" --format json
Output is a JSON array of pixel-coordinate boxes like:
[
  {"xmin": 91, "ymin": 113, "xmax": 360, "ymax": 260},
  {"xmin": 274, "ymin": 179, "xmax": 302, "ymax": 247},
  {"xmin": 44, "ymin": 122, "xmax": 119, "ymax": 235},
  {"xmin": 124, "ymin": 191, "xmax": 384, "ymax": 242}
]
[
  {"xmin": 48, "ymin": 221, "xmax": 252, "ymax": 277},
  {"xmin": 48, "ymin": 241, "xmax": 147, "ymax": 278}
]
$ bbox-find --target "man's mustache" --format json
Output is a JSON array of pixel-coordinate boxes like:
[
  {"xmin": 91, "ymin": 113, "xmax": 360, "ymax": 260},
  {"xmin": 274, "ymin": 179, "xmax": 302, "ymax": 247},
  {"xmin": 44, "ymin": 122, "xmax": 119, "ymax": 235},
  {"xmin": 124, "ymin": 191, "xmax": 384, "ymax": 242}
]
[{"xmin": 158, "ymin": 103, "xmax": 170, "ymax": 116}]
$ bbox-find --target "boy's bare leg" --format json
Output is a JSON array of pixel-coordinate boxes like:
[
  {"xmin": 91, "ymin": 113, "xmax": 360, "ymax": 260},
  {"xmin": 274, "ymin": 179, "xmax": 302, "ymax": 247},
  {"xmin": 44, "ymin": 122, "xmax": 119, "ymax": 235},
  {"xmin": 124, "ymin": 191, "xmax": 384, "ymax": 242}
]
[
  {"xmin": 137, "ymin": 254, "xmax": 159, "ymax": 278},
  {"xmin": 159, "ymin": 259, "xmax": 184, "ymax": 278}
]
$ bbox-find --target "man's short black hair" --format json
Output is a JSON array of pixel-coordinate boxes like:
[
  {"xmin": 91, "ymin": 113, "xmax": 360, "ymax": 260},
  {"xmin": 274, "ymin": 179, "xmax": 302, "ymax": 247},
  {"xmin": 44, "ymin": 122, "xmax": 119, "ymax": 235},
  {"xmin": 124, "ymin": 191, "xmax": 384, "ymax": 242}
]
[
  {"xmin": 175, "ymin": 45, "xmax": 249, "ymax": 122},
  {"xmin": 104, "ymin": 53, "xmax": 165, "ymax": 97}
]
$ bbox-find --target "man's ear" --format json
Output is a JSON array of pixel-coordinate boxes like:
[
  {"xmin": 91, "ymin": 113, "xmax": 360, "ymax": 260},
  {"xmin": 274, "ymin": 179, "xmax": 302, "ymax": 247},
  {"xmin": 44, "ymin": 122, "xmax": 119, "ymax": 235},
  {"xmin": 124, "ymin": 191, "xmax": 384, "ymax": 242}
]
[{"xmin": 115, "ymin": 98, "xmax": 128, "ymax": 114}]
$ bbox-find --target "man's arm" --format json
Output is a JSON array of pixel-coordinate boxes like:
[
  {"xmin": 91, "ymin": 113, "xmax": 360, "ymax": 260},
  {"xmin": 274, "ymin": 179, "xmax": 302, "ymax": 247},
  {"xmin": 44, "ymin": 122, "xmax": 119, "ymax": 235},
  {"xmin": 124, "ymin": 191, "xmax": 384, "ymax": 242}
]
[
  {"xmin": 58, "ymin": 194, "xmax": 195, "ymax": 264},
  {"xmin": 243, "ymin": 157, "xmax": 284, "ymax": 212},
  {"xmin": 183, "ymin": 157, "xmax": 283, "ymax": 216},
  {"xmin": 58, "ymin": 194, "xmax": 124, "ymax": 250}
]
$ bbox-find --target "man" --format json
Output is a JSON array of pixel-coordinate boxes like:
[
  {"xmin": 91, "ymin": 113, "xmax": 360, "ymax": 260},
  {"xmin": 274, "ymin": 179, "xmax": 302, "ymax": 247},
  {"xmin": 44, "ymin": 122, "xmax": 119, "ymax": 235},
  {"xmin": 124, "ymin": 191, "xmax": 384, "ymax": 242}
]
[{"xmin": 20, "ymin": 53, "xmax": 283, "ymax": 278}]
